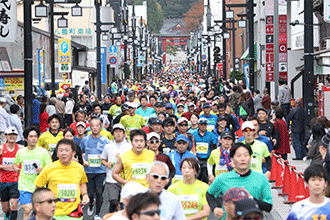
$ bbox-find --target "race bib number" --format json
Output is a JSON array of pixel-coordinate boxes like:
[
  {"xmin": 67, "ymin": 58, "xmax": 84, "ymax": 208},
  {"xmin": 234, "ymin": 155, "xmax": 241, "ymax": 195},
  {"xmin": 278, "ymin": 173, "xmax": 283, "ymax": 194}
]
[
  {"xmin": 57, "ymin": 184, "xmax": 77, "ymax": 202},
  {"xmin": 250, "ymin": 158, "xmax": 259, "ymax": 171},
  {"xmin": 179, "ymin": 194, "xmax": 199, "ymax": 215},
  {"xmin": 172, "ymin": 174, "xmax": 183, "ymax": 184},
  {"xmin": 207, "ymin": 125, "xmax": 215, "ymax": 132},
  {"xmin": 23, "ymin": 160, "xmax": 40, "ymax": 175},
  {"xmin": 114, "ymin": 108, "xmax": 122, "ymax": 117},
  {"xmin": 48, "ymin": 144, "xmax": 56, "ymax": 153},
  {"xmin": 132, "ymin": 162, "xmax": 149, "ymax": 179},
  {"xmin": 215, "ymin": 164, "xmax": 228, "ymax": 176},
  {"xmin": 88, "ymin": 155, "xmax": 101, "ymax": 167},
  {"xmin": 196, "ymin": 142, "xmax": 209, "ymax": 154},
  {"xmin": 2, "ymin": 158, "xmax": 14, "ymax": 171}
]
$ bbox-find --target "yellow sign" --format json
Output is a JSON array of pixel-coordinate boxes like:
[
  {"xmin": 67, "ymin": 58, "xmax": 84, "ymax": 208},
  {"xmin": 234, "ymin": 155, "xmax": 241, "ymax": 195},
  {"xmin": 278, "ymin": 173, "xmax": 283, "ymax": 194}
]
[
  {"xmin": 58, "ymin": 82, "xmax": 71, "ymax": 94},
  {"xmin": 58, "ymin": 39, "xmax": 71, "ymax": 64},
  {"xmin": 5, "ymin": 78, "xmax": 24, "ymax": 90}
]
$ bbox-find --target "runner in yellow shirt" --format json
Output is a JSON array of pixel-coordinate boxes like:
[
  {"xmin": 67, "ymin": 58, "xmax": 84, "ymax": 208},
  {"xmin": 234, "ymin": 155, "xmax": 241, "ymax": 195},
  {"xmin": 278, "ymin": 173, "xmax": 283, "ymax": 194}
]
[
  {"xmin": 120, "ymin": 102, "xmax": 145, "ymax": 137},
  {"xmin": 37, "ymin": 114, "xmax": 63, "ymax": 155},
  {"xmin": 35, "ymin": 138, "xmax": 89, "ymax": 220},
  {"xmin": 168, "ymin": 157, "xmax": 210, "ymax": 220},
  {"xmin": 112, "ymin": 129, "xmax": 154, "ymax": 187},
  {"xmin": 207, "ymin": 131, "xmax": 234, "ymax": 184}
]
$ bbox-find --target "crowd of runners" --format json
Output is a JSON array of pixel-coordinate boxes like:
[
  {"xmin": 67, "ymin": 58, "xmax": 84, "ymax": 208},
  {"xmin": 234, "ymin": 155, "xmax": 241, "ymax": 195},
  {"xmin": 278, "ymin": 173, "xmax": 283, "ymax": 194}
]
[{"xmin": 0, "ymin": 64, "xmax": 329, "ymax": 220}]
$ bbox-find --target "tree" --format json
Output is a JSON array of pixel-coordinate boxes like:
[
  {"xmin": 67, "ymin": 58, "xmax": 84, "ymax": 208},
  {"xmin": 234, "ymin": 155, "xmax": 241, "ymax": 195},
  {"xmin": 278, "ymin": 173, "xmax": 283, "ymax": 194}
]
[
  {"xmin": 135, "ymin": 0, "xmax": 164, "ymax": 33},
  {"xmin": 229, "ymin": 70, "xmax": 244, "ymax": 81},
  {"xmin": 182, "ymin": 0, "xmax": 204, "ymax": 33},
  {"xmin": 157, "ymin": 0, "xmax": 199, "ymax": 19}
]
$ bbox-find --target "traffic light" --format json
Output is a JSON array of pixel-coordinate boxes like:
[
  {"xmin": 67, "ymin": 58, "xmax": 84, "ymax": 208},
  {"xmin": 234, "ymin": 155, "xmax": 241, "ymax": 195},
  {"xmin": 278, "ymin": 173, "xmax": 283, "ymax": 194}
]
[{"xmin": 213, "ymin": 46, "xmax": 221, "ymax": 63}]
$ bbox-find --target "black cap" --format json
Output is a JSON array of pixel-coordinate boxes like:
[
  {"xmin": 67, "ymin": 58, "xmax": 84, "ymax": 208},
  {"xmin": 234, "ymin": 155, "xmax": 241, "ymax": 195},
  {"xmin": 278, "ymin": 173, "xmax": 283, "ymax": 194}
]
[
  {"xmin": 151, "ymin": 119, "xmax": 163, "ymax": 125},
  {"xmin": 17, "ymin": 95, "xmax": 24, "ymax": 99},
  {"xmin": 218, "ymin": 116, "xmax": 227, "ymax": 121},
  {"xmin": 163, "ymin": 118, "xmax": 175, "ymax": 127},
  {"xmin": 121, "ymin": 103, "xmax": 129, "ymax": 111},
  {"xmin": 221, "ymin": 131, "xmax": 233, "ymax": 139},
  {"xmin": 235, "ymin": 198, "xmax": 262, "ymax": 217},
  {"xmin": 256, "ymin": 107, "xmax": 268, "ymax": 114},
  {"xmin": 155, "ymin": 102, "xmax": 163, "ymax": 107}
]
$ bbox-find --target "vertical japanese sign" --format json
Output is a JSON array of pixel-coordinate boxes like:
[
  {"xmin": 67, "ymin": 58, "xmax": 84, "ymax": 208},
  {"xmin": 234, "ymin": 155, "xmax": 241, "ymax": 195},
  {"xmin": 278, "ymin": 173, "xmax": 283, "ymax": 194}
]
[
  {"xmin": 278, "ymin": 0, "xmax": 288, "ymax": 80},
  {"xmin": 38, "ymin": 50, "xmax": 45, "ymax": 95},
  {"xmin": 101, "ymin": 47, "xmax": 106, "ymax": 84},
  {"xmin": 58, "ymin": 39, "xmax": 71, "ymax": 72},
  {"xmin": 265, "ymin": 0, "xmax": 274, "ymax": 81},
  {"xmin": 0, "ymin": 0, "xmax": 16, "ymax": 42}
]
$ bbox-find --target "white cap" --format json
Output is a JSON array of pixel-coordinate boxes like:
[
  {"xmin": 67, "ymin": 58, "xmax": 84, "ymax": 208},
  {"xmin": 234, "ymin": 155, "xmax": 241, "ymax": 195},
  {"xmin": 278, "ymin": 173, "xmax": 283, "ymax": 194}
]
[
  {"xmin": 121, "ymin": 182, "xmax": 148, "ymax": 199},
  {"xmin": 188, "ymin": 102, "xmax": 195, "ymax": 108},
  {"xmin": 112, "ymin": 123, "xmax": 126, "ymax": 133},
  {"xmin": 5, "ymin": 127, "xmax": 18, "ymax": 135},
  {"xmin": 147, "ymin": 132, "xmax": 160, "ymax": 141},
  {"xmin": 200, "ymin": 97, "xmax": 207, "ymax": 102},
  {"xmin": 241, "ymin": 121, "xmax": 255, "ymax": 131},
  {"xmin": 180, "ymin": 96, "xmax": 186, "ymax": 101},
  {"xmin": 76, "ymin": 122, "xmax": 86, "ymax": 128},
  {"xmin": 178, "ymin": 117, "xmax": 189, "ymax": 124},
  {"xmin": 128, "ymin": 102, "xmax": 139, "ymax": 108}
]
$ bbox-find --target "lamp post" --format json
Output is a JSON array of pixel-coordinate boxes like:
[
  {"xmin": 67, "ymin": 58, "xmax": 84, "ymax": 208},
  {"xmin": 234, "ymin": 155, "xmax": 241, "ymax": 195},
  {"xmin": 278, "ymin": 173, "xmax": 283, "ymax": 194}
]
[
  {"xmin": 131, "ymin": 4, "xmax": 137, "ymax": 79},
  {"xmin": 206, "ymin": 0, "xmax": 212, "ymax": 77},
  {"xmin": 123, "ymin": 0, "xmax": 128, "ymax": 79}
]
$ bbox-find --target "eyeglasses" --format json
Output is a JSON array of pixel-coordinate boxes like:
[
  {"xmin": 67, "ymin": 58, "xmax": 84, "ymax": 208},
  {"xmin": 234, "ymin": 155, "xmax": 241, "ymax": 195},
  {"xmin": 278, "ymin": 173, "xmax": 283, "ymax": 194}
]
[
  {"xmin": 149, "ymin": 173, "xmax": 168, "ymax": 180},
  {"xmin": 37, "ymin": 199, "xmax": 57, "ymax": 204},
  {"xmin": 137, "ymin": 209, "xmax": 161, "ymax": 216},
  {"xmin": 179, "ymin": 124, "xmax": 188, "ymax": 127},
  {"xmin": 177, "ymin": 140, "xmax": 187, "ymax": 145},
  {"xmin": 149, "ymin": 140, "xmax": 160, "ymax": 144},
  {"xmin": 243, "ymin": 128, "xmax": 255, "ymax": 132}
]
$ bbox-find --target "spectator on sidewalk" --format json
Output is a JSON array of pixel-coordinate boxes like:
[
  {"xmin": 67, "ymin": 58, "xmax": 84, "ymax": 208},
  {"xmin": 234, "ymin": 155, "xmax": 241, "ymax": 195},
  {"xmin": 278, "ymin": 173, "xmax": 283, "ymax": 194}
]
[
  {"xmin": 307, "ymin": 123, "xmax": 326, "ymax": 165},
  {"xmin": 278, "ymin": 79, "xmax": 291, "ymax": 117}
]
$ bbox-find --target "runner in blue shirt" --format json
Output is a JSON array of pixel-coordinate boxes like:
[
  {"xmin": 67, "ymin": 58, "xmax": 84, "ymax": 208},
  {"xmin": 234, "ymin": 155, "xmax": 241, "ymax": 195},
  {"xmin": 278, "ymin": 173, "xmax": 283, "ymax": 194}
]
[{"xmin": 200, "ymin": 103, "xmax": 218, "ymax": 132}]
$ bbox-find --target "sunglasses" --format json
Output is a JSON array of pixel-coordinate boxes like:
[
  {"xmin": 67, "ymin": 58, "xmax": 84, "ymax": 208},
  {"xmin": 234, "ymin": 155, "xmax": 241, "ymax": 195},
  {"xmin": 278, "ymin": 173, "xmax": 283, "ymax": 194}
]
[
  {"xmin": 137, "ymin": 209, "xmax": 161, "ymax": 216},
  {"xmin": 149, "ymin": 173, "xmax": 168, "ymax": 180},
  {"xmin": 149, "ymin": 140, "xmax": 160, "ymax": 144},
  {"xmin": 177, "ymin": 140, "xmax": 187, "ymax": 145},
  {"xmin": 37, "ymin": 198, "xmax": 57, "ymax": 204},
  {"xmin": 179, "ymin": 124, "xmax": 188, "ymax": 127},
  {"xmin": 243, "ymin": 128, "xmax": 255, "ymax": 132}
]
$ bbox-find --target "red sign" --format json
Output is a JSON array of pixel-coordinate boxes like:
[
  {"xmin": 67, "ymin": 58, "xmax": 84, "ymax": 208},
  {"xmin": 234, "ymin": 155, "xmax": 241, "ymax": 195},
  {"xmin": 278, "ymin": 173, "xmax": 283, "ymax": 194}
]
[
  {"xmin": 279, "ymin": 15, "xmax": 287, "ymax": 24},
  {"xmin": 60, "ymin": 83, "xmax": 70, "ymax": 91},
  {"xmin": 279, "ymin": 72, "xmax": 288, "ymax": 80},
  {"xmin": 217, "ymin": 63, "xmax": 223, "ymax": 70},
  {"xmin": 266, "ymin": 44, "xmax": 274, "ymax": 53},
  {"xmin": 121, "ymin": 44, "xmax": 124, "ymax": 49},
  {"xmin": 266, "ymin": 53, "xmax": 274, "ymax": 62},
  {"xmin": 266, "ymin": 72, "xmax": 274, "ymax": 81},
  {"xmin": 279, "ymin": 34, "xmax": 287, "ymax": 43},
  {"xmin": 266, "ymin": 25, "xmax": 274, "ymax": 34},
  {"xmin": 266, "ymin": 15, "xmax": 274, "ymax": 24},
  {"xmin": 279, "ymin": 53, "xmax": 287, "ymax": 62},
  {"xmin": 279, "ymin": 43, "xmax": 287, "ymax": 53},
  {"xmin": 266, "ymin": 63, "xmax": 274, "ymax": 72},
  {"xmin": 279, "ymin": 24, "xmax": 287, "ymax": 34},
  {"xmin": 109, "ymin": 56, "xmax": 117, "ymax": 64}
]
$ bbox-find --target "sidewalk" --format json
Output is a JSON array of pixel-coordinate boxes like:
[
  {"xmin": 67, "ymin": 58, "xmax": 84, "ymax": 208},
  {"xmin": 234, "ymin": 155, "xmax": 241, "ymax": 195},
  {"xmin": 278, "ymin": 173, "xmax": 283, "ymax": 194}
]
[{"xmin": 270, "ymin": 145, "xmax": 309, "ymax": 220}]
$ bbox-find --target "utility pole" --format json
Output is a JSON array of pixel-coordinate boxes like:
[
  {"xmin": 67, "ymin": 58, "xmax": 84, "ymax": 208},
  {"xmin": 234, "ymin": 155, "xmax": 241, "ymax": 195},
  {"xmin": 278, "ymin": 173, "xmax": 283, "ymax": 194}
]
[
  {"xmin": 50, "ymin": 0, "xmax": 55, "ymax": 96},
  {"xmin": 207, "ymin": 0, "xmax": 211, "ymax": 77},
  {"xmin": 247, "ymin": 0, "xmax": 255, "ymax": 92},
  {"xmin": 24, "ymin": 0, "xmax": 33, "ymax": 128},
  {"xmin": 132, "ymin": 4, "xmax": 136, "ymax": 79},
  {"xmin": 222, "ymin": 0, "xmax": 227, "ymax": 80},
  {"xmin": 123, "ymin": 0, "xmax": 128, "ymax": 79},
  {"xmin": 95, "ymin": 0, "xmax": 102, "ymax": 100},
  {"xmin": 304, "ymin": 0, "xmax": 314, "ymax": 127}
]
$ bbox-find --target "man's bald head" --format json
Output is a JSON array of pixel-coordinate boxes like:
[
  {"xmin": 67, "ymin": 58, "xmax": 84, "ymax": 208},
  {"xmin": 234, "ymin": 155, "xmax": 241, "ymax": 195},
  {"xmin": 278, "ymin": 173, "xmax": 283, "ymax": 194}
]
[{"xmin": 31, "ymin": 188, "xmax": 54, "ymax": 212}]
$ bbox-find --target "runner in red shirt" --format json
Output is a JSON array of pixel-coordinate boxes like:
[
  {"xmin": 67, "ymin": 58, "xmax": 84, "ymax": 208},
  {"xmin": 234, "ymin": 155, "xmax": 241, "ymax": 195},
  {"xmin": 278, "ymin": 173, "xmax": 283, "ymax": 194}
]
[{"xmin": 0, "ymin": 127, "xmax": 24, "ymax": 220}]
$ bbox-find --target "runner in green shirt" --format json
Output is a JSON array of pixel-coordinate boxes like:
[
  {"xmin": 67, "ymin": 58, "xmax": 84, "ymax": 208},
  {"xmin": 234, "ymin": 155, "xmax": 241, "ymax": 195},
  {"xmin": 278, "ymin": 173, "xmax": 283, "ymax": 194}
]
[
  {"xmin": 120, "ymin": 102, "xmax": 145, "ymax": 137},
  {"xmin": 13, "ymin": 127, "xmax": 51, "ymax": 220}
]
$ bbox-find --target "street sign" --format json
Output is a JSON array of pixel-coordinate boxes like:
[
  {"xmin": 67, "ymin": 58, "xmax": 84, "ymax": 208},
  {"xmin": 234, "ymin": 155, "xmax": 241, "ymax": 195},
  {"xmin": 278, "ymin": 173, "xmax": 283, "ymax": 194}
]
[
  {"xmin": 266, "ymin": 72, "xmax": 274, "ymax": 81},
  {"xmin": 266, "ymin": 63, "xmax": 274, "ymax": 72},
  {"xmin": 101, "ymin": 47, "xmax": 106, "ymax": 84},
  {"xmin": 58, "ymin": 82, "xmax": 71, "ymax": 93},
  {"xmin": 266, "ymin": 35, "xmax": 274, "ymax": 43},
  {"xmin": 59, "ymin": 39, "xmax": 71, "ymax": 64},
  {"xmin": 202, "ymin": 54, "xmax": 207, "ymax": 60},
  {"xmin": 325, "ymin": 0, "xmax": 330, "ymax": 22},
  {"xmin": 109, "ymin": 45, "xmax": 117, "ymax": 54},
  {"xmin": 279, "ymin": 53, "xmax": 287, "ymax": 62},
  {"xmin": 266, "ymin": 15, "xmax": 274, "ymax": 24},
  {"xmin": 266, "ymin": 25, "xmax": 274, "ymax": 34},
  {"xmin": 279, "ymin": 62, "xmax": 288, "ymax": 72},
  {"xmin": 279, "ymin": 34, "xmax": 287, "ymax": 43},
  {"xmin": 279, "ymin": 43, "xmax": 287, "ymax": 53},
  {"xmin": 266, "ymin": 44, "xmax": 274, "ymax": 53},
  {"xmin": 266, "ymin": 53, "xmax": 274, "ymax": 62},
  {"xmin": 279, "ymin": 72, "xmax": 288, "ymax": 80},
  {"xmin": 217, "ymin": 63, "xmax": 223, "ymax": 70},
  {"xmin": 109, "ymin": 56, "xmax": 117, "ymax": 65},
  {"xmin": 279, "ymin": 15, "xmax": 287, "ymax": 24},
  {"xmin": 279, "ymin": 24, "xmax": 287, "ymax": 34},
  {"xmin": 59, "ymin": 63, "xmax": 71, "ymax": 73}
]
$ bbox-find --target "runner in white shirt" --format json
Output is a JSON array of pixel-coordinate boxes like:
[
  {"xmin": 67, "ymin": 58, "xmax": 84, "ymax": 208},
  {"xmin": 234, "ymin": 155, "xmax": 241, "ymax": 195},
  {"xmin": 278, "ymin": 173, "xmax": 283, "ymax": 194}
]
[
  {"xmin": 101, "ymin": 124, "xmax": 132, "ymax": 214},
  {"xmin": 146, "ymin": 161, "xmax": 186, "ymax": 220}
]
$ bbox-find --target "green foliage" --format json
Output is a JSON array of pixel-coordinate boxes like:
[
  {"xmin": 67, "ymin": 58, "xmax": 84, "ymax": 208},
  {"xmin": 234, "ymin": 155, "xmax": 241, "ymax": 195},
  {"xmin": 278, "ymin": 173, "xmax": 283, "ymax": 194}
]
[
  {"xmin": 134, "ymin": 0, "xmax": 164, "ymax": 33},
  {"xmin": 156, "ymin": 0, "xmax": 199, "ymax": 19},
  {"xmin": 165, "ymin": 41, "xmax": 177, "ymax": 55},
  {"xmin": 229, "ymin": 70, "xmax": 244, "ymax": 81}
]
